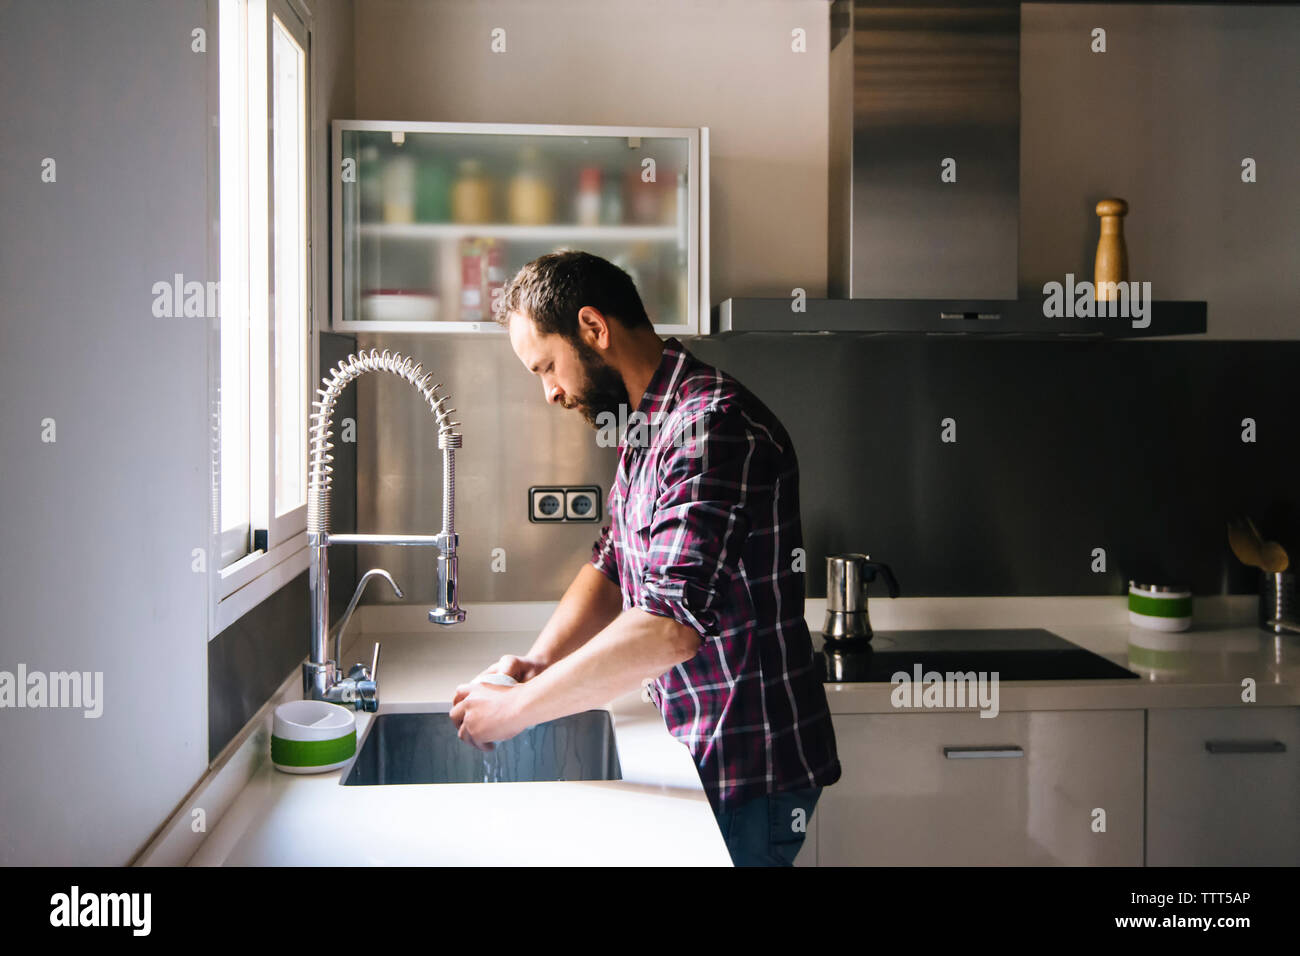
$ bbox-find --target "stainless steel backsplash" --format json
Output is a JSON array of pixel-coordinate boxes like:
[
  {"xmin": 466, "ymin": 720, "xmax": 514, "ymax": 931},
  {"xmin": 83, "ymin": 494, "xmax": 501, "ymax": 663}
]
[{"xmin": 353, "ymin": 332, "xmax": 619, "ymax": 603}]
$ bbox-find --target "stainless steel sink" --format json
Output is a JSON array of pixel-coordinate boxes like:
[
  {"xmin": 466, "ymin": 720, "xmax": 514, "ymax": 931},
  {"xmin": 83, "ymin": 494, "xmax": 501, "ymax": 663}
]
[{"xmin": 341, "ymin": 709, "xmax": 622, "ymax": 785}]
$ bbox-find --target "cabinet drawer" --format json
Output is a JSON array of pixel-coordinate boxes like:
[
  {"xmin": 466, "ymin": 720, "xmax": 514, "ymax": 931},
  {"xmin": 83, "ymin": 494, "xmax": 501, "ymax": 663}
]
[
  {"xmin": 1147, "ymin": 707, "xmax": 1300, "ymax": 866},
  {"xmin": 818, "ymin": 710, "xmax": 1143, "ymax": 866}
]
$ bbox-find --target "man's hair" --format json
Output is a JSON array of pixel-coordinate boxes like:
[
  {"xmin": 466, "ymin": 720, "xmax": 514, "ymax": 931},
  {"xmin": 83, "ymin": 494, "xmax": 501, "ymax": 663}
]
[{"xmin": 496, "ymin": 250, "xmax": 652, "ymax": 339}]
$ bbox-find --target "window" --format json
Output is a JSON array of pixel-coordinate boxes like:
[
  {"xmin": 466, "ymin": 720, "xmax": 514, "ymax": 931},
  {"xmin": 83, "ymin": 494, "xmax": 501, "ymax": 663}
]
[{"xmin": 214, "ymin": 0, "xmax": 311, "ymax": 633}]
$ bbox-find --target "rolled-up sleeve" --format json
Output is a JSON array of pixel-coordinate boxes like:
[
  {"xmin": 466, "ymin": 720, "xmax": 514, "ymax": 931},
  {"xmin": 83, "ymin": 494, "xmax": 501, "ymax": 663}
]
[
  {"xmin": 590, "ymin": 522, "xmax": 620, "ymax": 586},
  {"xmin": 634, "ymin": 407, "xmax": 762, "ymax": 641}
]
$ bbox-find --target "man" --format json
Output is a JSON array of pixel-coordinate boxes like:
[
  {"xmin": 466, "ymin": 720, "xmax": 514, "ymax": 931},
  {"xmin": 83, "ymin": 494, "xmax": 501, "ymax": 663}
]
[{"xmin": 449, "ymin": 250, "xmax": 840, "ymax": 866}]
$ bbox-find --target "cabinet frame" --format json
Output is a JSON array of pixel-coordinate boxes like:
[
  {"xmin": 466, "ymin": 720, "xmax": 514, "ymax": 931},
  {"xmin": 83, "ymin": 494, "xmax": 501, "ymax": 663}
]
[{"xmin": 330, "ymin": 119, "xmax": 709, "ymax": 335}]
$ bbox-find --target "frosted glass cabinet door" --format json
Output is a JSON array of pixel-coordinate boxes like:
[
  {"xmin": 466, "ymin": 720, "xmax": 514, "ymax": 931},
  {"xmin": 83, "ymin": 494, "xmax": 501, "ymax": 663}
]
[{"xmin": 332, "ymin": 121, "xmax": 708, "ymax": 334}]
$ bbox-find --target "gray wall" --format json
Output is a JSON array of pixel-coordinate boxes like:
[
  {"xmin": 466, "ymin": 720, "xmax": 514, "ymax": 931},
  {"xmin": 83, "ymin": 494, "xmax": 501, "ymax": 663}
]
[
  {"xmin": 0, "ymin": 0, "xmax": 355, "ymax": 865},
  {"xmin": 349, "ymin": 1, "xmax": 1299, "ymax": 605},
  {"xmin": 1020, "ymin": 3, "xmax": 1300, "ymax": 339},
  {"xmin": 0, "ymin": 0, "xmax": 211, "ymax": 865}
]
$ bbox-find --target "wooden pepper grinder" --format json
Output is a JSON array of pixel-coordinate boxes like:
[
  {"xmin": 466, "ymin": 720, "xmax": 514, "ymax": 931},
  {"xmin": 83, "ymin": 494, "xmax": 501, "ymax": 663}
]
[{"xmin": 1094, "ymin": 198, "xmax": 1129, "ymax": 300}]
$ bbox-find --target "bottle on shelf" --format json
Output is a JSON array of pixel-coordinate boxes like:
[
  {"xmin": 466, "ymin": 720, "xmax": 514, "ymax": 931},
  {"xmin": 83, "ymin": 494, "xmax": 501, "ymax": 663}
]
[
  {"xmin": 483, "ymin": 238, "xmax": 506, "ymax": 320},
  {"xmin": 624, "ymin": 163, "xmax": 664, "ymax": 225},
  {"xmin": 381, "ymin": 152, "xmax": 416, "ymax": 223},
  {"xmin": 358, "ymin": 143, "xmax": 382, "ymax": 220},
  {"xmin": 459, "ymin": 237, "xmax": 485, "ymax": 320},
  {"xmin": 599, "ymin": 170, "xmax": 623, "ymax": 226},
  {"xmin": 415, "ymin": 157, "xmax": 452, "ymax": 223},
  {"xmin": 458, "ymin": 237, "xmax": 508, "ymax": 322},
  {"xmin": 575, "ymin": 166, "xmax": 602, "ymax": 227}
]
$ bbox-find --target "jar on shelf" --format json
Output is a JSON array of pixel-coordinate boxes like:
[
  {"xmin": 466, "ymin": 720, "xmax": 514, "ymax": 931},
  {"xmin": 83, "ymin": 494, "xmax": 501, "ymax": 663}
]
[
  {"xmin": 507, "ymin": 146, "xmax": 555, "ymax": 226},
  {"xmin": 452, "ymin": 158, "xmax": 494, "ymax": 224}
]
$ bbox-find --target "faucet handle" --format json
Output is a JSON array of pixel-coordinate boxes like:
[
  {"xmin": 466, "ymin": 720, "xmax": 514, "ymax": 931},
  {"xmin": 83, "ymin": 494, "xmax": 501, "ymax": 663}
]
[
  {"xmin": 346, "ymin": 642, "xmax": 382, "ymax": 682},
  {"xmin": 341, "ymin": 642, "xmax": 381, "ymax": 712},
  {"xmin": 343, "ymin": 647, "xmax": 379, "ymax": 686}
]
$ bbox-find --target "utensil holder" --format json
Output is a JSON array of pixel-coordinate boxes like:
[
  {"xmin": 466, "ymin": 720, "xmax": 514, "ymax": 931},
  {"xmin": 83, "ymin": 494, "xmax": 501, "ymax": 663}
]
[{"xmin": 1259, "ymin": 570, "xmax": 1296, "ymax": 633}]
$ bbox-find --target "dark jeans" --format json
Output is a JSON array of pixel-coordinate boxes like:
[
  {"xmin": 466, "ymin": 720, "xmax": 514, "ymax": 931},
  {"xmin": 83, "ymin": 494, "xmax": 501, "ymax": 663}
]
[{"xmin": 712, "ymin": 785, "xmax": 822, "ymax": 866}]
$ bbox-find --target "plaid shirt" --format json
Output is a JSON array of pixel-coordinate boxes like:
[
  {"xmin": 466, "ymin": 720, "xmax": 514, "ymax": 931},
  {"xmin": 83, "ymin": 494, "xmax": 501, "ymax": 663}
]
[{"xmin": 590, "ymin": 337, "xmax": 840, "ymax": 813}]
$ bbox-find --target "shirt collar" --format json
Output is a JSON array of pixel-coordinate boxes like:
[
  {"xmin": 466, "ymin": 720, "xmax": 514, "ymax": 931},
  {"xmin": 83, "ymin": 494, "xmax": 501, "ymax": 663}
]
[
  {"xmin": 634, "ymin": 337, "xmax": 688, "ymax": 422},
  {"xmin": 620, "ymin": 337, "xmax": 689, "ymax": 449}
]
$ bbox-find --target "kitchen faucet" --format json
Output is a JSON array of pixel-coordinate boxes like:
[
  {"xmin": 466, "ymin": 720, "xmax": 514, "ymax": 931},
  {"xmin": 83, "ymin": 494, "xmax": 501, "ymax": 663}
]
[{"xmin": 304, "ymin": 348, "xmax": 465, "ymax": 711}]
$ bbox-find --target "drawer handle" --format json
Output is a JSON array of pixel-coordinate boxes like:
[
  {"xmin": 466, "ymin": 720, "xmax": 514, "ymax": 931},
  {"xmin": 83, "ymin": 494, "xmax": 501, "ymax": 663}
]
[
  {"xmin": 943, "ymin": 746, "xmax": 1024, "ymax": 759},
  {"xmin": 1204, "ymin": 740, "xmax": 1287, "ymax": 755}
]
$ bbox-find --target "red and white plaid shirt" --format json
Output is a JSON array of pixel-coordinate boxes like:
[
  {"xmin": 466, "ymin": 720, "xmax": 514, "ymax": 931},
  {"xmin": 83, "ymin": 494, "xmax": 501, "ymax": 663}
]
[{"xmin": 591, "ymin": 337, "xmax": 841, "ymax": 812}]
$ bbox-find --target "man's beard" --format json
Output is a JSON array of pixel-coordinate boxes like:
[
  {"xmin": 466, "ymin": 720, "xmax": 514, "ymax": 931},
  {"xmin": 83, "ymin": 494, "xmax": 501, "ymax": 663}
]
[{"xmin": 567, "ymin": 338, "xmax": 630, "ymax": 430}]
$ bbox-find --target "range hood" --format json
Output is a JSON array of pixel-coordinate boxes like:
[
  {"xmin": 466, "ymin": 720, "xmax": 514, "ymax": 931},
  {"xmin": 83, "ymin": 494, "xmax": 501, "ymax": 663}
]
[{"xmin": 717, "ymin": 0, "xmax": 1206, "ymax": 337}]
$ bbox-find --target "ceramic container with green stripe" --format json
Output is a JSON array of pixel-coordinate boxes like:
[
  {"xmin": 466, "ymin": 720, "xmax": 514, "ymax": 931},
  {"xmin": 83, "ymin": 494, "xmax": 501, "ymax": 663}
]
[
  {"xmin": 271, "ymin": 700, "xmax": 357, "ymax": 774},
  {"xmin": 1128, "ymin": 581, "xmax": 1192, "ymax": 631}
]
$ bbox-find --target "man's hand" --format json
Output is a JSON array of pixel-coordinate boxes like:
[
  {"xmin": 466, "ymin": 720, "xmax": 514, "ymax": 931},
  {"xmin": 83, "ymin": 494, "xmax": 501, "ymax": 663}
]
[
  {"xmin": 448, "ymin": 681, "xmax": 528, "ymax": 752},
  {"xmin": 451, "ymin": 654, "xmax": 547, "ymax": 708}
]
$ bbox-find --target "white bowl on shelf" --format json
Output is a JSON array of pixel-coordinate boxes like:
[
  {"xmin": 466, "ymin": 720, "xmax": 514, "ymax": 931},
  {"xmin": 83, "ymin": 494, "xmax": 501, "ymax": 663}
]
[{"xmin": 360, "ymin": 291, "xmax": 440, "ymax": 322}]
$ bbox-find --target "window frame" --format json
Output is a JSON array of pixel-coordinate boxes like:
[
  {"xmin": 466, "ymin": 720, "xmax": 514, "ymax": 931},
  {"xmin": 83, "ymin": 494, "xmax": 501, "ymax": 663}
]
[{"xmin": 210, "ymin": 0, "xmax": 315, "ymax": 638}]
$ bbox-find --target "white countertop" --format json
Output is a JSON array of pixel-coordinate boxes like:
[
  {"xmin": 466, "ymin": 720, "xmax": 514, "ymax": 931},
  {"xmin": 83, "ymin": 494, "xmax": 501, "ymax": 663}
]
[
  {"xmin": 187, "ymin": 629, "xmax": 734, "ymax": 866},
  {"xmin": 168, "ymin": 596, "xmax": 1299, "ymax": 867},
  {"xmin": 817, "ymin": 621, "xmax": 1300, "ymax": 713}
]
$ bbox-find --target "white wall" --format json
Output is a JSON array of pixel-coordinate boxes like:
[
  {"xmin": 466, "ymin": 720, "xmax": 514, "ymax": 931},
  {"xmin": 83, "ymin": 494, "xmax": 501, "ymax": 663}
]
[{"xmin": 0, "ymin": 0, "xmax": 354, "ymax": 866}]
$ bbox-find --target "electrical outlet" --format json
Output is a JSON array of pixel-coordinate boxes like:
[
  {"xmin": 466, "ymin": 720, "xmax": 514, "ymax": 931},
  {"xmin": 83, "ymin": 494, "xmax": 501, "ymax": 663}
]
[
  {"xmin": 565, "ymin": 487, "xmax": 601, "ymax": 521},
  {"xmin": 528, "ymin": 485, "xmax": 602, "ymax": 523},
  {"xmin": 529, "ymin": 487, "xmax": 566, "ymax": 522}
]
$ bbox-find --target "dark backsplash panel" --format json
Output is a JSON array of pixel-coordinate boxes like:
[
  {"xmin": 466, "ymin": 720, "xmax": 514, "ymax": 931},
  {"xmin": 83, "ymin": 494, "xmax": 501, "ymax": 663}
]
[
  {"xmin": 687, "ymin": 335, "xmax": 1300, "ymax": 599},
  {"xmin": 207, "ymin": 332, "xmax": 357, "ymax": 761},
  {"xmin": 208, "ymin": 570, "xmax": 310, "ymax": 761}
]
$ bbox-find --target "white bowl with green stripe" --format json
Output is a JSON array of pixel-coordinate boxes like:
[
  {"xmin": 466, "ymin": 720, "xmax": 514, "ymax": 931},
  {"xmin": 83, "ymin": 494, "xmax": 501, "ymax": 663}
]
[
  {"xmin": 1128, "ymin": 582, "xmax": 1192, "ymax": 632},
  {"xmin": 271, "ymin": 700, "xmax": 357, "ymax": 774}
]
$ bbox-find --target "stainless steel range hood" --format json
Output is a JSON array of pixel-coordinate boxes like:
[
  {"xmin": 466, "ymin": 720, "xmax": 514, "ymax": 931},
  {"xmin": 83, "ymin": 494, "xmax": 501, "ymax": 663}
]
[{"xmin": 717, "ymin": 0, "xmax": 1206, "ymax": 337}]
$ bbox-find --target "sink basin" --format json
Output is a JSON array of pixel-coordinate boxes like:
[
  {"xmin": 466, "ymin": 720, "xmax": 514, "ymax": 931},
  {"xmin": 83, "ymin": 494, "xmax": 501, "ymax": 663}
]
[{"xmin": 341, "ymin": 709, "xmax": 622, "ymax": 786}]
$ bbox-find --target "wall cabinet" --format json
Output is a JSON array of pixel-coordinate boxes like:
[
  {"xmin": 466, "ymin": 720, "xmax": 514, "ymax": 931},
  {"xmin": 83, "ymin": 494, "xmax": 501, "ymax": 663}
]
[
  {"xmin": 1146, "ymin": 706, "xmax": 1300, "ymax": 866},
  {"xmin": 815, "ymin": 710, "xmax": 1145, "ymax": 866},
  {"xmin": 331, "ymin": 121, "xmax": 709, "ymax": 335}
]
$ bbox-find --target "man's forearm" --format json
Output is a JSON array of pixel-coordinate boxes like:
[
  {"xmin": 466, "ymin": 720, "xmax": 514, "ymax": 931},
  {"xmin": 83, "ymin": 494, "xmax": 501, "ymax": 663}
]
[
  {"xmin": 525, "ymin": 563, "xmax": 624, "ymax": 666},
  {"xmin": 510, "ymin": 608, "xmax": 700, "ymax": 729}
]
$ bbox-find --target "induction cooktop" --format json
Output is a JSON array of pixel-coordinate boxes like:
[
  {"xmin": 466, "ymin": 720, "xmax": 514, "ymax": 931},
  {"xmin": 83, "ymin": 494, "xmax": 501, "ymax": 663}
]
[{"xmin": 818, "ymin": 628, "xmax": 1138, "ymax": 682}]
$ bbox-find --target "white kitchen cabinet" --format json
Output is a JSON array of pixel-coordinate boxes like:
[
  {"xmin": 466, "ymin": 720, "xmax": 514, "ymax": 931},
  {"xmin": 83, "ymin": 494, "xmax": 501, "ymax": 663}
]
[
  {"xmin": 332, "ymin": 121, "xmax": 709, "ymax": 335},
  {"xmin": 816, "ymin": 710, "xmax": 1144, "ymax": 865},
  {"xmin": 1146, "ymin": 706, "xmax": 1300, "ymax": 866}
]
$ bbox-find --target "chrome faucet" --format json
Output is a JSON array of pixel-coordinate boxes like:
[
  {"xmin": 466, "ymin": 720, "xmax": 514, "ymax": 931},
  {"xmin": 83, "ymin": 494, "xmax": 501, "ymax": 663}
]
[{"xmin": 304, "ymin": 349, "xmax": 466, "ymax": 710}]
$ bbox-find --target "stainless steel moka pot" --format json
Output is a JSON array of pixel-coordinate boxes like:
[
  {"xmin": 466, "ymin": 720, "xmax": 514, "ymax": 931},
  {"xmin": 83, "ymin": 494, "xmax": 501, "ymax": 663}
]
[{"xmin": 823, "ymin": 554, "xmax": 900, "ymax": 643}]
